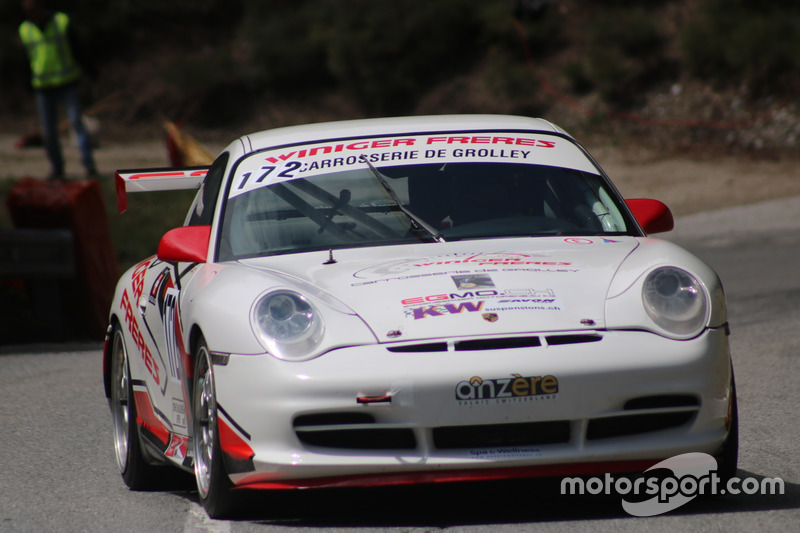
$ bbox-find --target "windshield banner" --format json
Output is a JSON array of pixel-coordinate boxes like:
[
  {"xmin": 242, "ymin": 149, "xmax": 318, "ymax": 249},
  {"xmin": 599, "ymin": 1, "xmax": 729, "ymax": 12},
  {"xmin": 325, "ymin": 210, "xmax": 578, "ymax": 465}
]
[{"xmin": 229, "ymin": 132, "xmax": 599, "ymax": 197}]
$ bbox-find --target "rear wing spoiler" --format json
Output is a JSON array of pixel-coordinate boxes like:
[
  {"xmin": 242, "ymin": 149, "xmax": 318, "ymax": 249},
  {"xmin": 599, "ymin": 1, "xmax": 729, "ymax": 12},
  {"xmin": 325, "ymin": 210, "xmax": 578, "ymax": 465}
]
[{"xmin": 115, "ymin": 166, "xmax": 209, "ymax": 213}]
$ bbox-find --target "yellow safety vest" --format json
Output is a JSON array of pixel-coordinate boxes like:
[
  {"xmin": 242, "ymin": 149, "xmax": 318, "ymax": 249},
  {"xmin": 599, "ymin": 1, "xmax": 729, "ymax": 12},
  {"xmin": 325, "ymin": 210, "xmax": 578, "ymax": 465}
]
[{"xmin": 19, "ymin": 12, "xmax": 82, "ymax": 90}]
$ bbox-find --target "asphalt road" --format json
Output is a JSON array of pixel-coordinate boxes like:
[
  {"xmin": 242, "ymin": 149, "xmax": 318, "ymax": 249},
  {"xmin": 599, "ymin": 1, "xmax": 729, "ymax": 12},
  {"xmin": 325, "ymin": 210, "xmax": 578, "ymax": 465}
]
[{"xmin": 1, "ymin": 197, "xmax": 799, "ymax": 533}]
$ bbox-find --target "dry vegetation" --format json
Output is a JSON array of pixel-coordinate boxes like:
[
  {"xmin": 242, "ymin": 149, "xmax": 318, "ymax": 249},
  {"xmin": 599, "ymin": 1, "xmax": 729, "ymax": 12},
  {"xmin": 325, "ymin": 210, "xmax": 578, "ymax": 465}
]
[{"xmin": 3, "ymin": 0, "xmax": 800, "ymax": 270}]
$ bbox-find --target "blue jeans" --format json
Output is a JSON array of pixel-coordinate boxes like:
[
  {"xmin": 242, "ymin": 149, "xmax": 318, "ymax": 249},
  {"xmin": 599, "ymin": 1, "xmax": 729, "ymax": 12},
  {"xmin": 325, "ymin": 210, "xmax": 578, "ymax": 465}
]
[{"xmin": 35, "ymin": 84, "xmax": 96, "ymax": 177}]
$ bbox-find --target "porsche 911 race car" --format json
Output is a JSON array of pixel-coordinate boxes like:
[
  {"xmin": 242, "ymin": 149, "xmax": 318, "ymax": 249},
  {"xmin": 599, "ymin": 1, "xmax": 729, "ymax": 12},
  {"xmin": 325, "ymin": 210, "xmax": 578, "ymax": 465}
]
[{"xmin": 103, "ymin": 115, "xmax": 737, "ymax": 518}]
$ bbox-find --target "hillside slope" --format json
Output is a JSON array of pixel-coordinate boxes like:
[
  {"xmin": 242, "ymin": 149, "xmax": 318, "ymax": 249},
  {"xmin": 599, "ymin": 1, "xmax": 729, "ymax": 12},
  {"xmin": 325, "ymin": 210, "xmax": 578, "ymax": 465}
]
[{"xmin": 2, "ymin": 0, "xmax": 799, "ymax": 153}]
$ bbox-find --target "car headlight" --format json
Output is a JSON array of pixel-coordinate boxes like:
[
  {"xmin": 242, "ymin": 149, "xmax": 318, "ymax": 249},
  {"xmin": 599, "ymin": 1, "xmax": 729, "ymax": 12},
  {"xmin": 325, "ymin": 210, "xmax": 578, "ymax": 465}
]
[
  {"xmin": 642, "ymin": 267, "xmax": 708, "ymax": 337},
  {"xmin": 252, "ymin": 290, "xmax": 324, "ymax": 360}
]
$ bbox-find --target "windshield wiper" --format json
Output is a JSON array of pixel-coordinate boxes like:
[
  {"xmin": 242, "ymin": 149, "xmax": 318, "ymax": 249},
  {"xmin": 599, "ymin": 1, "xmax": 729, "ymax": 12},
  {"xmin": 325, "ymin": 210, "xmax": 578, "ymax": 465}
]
[{"xmin": 363, "ymin": 159, "xmax": 445, "ymax": 243}]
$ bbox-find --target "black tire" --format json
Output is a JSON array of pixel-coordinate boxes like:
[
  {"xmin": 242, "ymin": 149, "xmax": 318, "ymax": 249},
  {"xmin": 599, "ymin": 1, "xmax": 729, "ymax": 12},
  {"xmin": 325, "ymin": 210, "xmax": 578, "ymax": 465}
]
[
  {"xmin": 192, "ymin": 336, "xmax": 237, "ymax": 518},
  {"xmin": 715, "ymin": 373, "xmax": 739, "ymax": 483},
  {"xmin": 109, "ymin": 324, "xmax": 161, "ymax": 490}
]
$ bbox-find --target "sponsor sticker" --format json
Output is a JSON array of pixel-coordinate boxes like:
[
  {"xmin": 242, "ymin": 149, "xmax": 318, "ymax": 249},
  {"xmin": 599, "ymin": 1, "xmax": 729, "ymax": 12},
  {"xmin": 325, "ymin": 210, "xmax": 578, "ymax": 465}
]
[
  {"xmin": 131, "ymin": 259, "xmax": 151, "ymax": 302},
  {"xmin": 455, "ymin": 374, "xmax": 559, "ymax": 405},
  {"xmin": 120, "ymin": 288, "xmax": 160, "ymax": 386},
  {"xmin": 404, "ymin": 301, "xmax": 485, "ymax": 320},
  {"xmin": 172, "ymin": 398, "xmax": 187, "ymax": 429},
  {"xmin": 228, "ymin": 132, "xmax": 592, "ymax": 198},
  {"xmin": 401, "ymin": 287, "xmax": 561, "ymax": 319},
  {"xmin": 468, "ymin": 447, "xmax": 543, "ymax": 459},
  {"xmin": 452, "ymin": 273, "xmax": 495, "ymax": 289},
  {"xmin": 354, "ymin": 252, "xmax": 574, "ymax": 280},
  {"xmin": 165, "ymin": 434, "xmax": 189, "ymax": 461}
]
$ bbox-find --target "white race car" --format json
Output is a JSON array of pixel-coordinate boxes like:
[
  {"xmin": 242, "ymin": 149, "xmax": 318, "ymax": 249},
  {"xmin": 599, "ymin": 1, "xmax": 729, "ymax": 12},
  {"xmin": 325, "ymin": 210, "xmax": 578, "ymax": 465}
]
[{"xmin": 104, "ymin": 115, "xmax": 736, "ymax": 518}]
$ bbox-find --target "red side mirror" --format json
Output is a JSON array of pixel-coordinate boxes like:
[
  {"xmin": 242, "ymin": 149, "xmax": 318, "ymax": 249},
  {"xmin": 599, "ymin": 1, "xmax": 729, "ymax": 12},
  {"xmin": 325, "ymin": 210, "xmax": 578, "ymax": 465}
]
[
  {"xmin": 625, "ymin": 199, "xmax": 674, "ymax": 234},
  {"xmin": 157, "ymin": 225, "xmax": 211, "ymax": 263}
]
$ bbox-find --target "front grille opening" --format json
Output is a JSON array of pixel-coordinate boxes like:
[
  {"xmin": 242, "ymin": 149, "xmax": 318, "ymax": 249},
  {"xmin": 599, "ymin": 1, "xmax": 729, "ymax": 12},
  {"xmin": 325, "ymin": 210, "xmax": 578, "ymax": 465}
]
[
  {"xmin": 545, "ymin": 334, "xmax": 603, "ymax": 346},
  {"xmin": 293, "ymin": 412, "xmax": 375, "ymax": 427},
  {"xmin": 623, "ymin": 395, "xmax": 700, "ymax": 410},
  {"xmin": 296, "ymin": 428, "xmax": 417, "ymax": 450},
  {"xmin": 387, "ymin": 342, "xmax": 448, "ymax": 353},
  {"xmin": 386, "ymin": 334, "xmax": 604, "ymax": 353},
  {"xmin": 433, "ymin": 420, "xmax": 570, "ymax": 449},
  {"xmin": 455, "ymin": 337, "xmax": 541, "ymax": 351},
  {"xmin": 586, "ymin": 412, "xmax": 696, "ymax": 441},
  {"xmin": 387, "ymin": 337, "xmax": 542, "ymax": 353}
]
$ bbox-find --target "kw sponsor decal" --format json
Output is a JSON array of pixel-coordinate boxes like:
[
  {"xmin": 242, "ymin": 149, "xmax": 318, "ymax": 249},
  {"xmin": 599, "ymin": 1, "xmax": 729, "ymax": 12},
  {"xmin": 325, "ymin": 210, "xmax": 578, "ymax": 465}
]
[
  {"xmin": 405, "ymin": 301, "xmax": 485, "ymax": 320},
  {"xmin": 455, "ymin": 374, "xmax": 559, "ymax": 404}
]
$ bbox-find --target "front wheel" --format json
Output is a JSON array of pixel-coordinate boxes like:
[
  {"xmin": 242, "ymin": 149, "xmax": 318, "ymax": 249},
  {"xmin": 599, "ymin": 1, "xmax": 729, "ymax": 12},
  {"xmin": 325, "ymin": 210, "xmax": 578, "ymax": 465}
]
[
  {"xmin": 192, "ymin": 337, "xmax": 236, "ymax": 518},
  {"xmin": 109, "ymin": 324, "xmax": 161, "ymax": 489}
]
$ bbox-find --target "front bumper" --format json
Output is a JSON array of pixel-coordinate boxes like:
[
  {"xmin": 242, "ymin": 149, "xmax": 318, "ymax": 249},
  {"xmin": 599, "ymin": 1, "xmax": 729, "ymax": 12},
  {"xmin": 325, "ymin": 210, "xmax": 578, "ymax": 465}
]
[{"xmin": 212, "ymin": 327, "xmax": 732, "ymax": 488}]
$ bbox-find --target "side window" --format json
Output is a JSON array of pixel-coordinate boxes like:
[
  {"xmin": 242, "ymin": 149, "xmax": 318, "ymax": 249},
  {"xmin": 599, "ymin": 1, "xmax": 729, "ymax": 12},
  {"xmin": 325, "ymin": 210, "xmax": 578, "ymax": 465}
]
[{"xmin": 188, "ymin": 153, "xmax": 229, "ymax": 226}]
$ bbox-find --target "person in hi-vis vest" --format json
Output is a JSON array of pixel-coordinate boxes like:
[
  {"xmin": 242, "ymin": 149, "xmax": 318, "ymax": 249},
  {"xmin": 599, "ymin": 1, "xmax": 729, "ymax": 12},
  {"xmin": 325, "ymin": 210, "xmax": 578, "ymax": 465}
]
[{"xmin": 19, "ymin": 0, "xmax": 98, "ymax": 179}]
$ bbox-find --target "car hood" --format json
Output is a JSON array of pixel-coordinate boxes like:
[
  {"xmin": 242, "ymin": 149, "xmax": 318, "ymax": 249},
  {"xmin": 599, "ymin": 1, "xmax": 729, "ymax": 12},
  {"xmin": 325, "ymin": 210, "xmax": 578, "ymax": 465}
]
[{"xmin": 238, "ymin": 238, "xmax": 638, "ymax": 343}]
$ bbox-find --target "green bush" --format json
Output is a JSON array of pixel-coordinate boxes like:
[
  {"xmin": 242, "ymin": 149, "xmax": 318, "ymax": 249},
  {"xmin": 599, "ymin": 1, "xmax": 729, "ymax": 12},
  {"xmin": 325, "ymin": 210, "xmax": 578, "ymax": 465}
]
[
  {"xmin": 572, "ymin": 6, "xmax": 668, "ymax": 107},
  {"xmin": 3, "ymin": 0, "xmax": 798, "ymax": 125},
  {"xmin": 681, "ymin": 0, "xmax": 800, "ymax": 96},
  {"xmin": 160, "ymin": 45, "xmax": 252, "ymax": 127},
  {"xmin": 482, "ymin": 1, "xmax": 564, "ymax": 58},
  {"xmin": 236, "ymin": 1, "xmax": 333, "ymax": 97},
  {"xmin": 317, "ymin": 0, "xmax": 483, "ymax": 115}
]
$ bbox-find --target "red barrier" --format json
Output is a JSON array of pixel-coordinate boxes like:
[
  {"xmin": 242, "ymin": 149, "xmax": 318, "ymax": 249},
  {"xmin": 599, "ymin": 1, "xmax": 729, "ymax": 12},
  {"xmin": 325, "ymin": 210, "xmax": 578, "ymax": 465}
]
[{"xmin": 6, "ymin": 178, "xmax": 119, "ymax": 339}]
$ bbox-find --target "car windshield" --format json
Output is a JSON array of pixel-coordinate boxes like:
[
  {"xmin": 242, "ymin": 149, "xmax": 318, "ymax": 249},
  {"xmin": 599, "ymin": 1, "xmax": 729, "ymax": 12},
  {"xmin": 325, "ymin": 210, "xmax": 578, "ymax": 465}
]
[{"xmin": 217, "ymin": 160, "xmax": 634, "ymax": 261}]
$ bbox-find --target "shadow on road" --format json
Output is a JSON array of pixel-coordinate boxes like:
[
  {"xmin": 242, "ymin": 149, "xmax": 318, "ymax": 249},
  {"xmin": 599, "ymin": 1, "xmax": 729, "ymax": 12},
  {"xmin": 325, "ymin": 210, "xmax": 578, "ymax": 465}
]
[{"xmin": 172, "ymin": 470, "xmax": 798, "ymax": 527}]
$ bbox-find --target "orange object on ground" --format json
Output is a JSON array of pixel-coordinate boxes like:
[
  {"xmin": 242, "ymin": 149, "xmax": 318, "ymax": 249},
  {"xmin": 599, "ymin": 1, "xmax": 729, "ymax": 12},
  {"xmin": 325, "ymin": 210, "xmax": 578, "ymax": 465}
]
[{"xmin": 164, "ymin": 121, "xmax": 214, "ymax": 167}]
